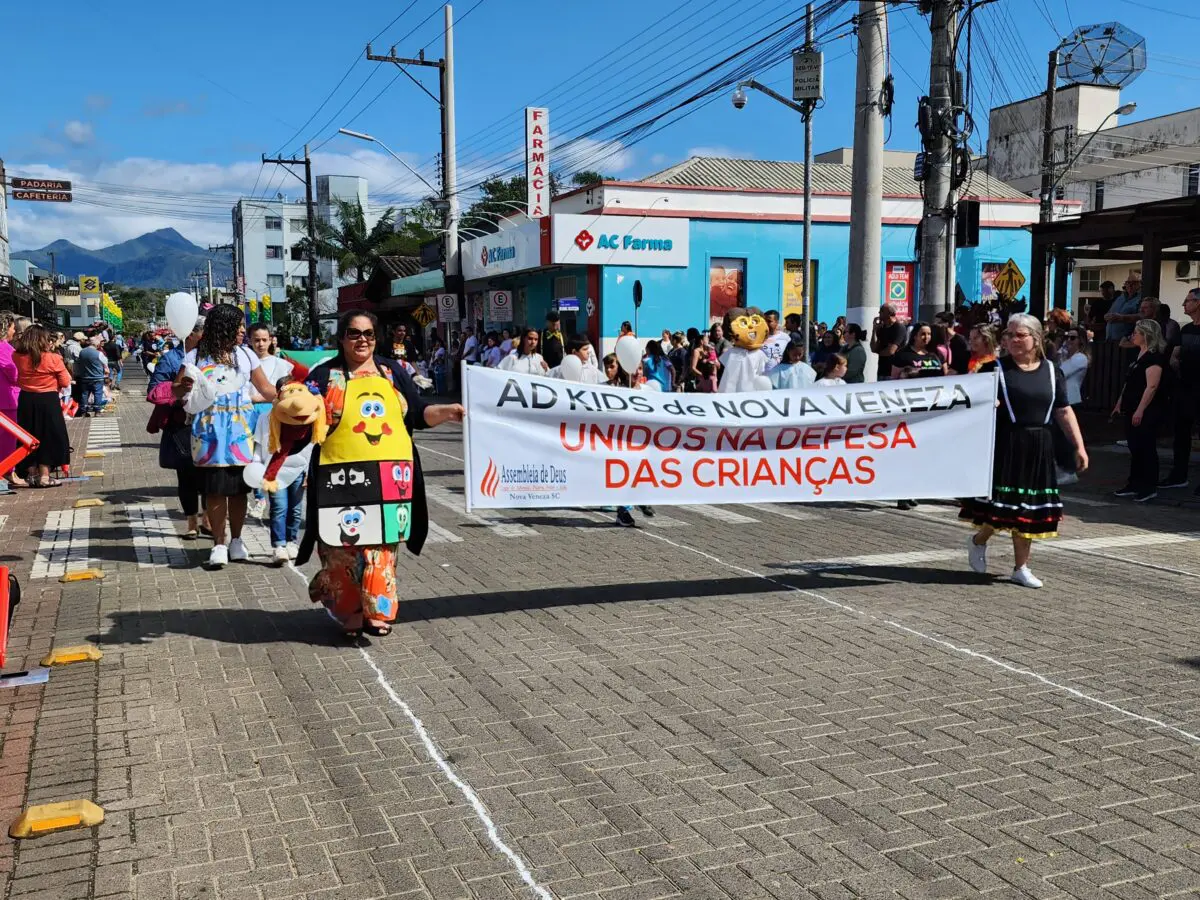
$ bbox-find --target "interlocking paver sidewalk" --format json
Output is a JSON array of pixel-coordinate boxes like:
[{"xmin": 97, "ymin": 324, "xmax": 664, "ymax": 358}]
[{"xmin": 1, "ymin": 374, "xmax": 1199, "ymax": 900}]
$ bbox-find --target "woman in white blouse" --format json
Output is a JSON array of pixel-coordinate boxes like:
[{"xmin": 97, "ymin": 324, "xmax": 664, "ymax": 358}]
[
  {"xmin": 1055, "ymin": 326, "xmax": 1090, "ymax": 484},
  {"xmin": 497, "ymin": 327, "xmax": 549, "ymax": 375}
]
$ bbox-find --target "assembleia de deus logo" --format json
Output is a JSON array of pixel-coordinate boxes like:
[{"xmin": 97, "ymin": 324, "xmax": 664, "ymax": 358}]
[{"xmin": 479, "ymin": 457, "xmax": 566, "ymax": 501}]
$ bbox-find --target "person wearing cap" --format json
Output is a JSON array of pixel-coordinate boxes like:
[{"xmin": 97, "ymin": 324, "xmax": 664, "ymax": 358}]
[
  {"xmin": 146, "ymin": 316, "xmax": 209, "ymax": 538},
  {"xmin": 75, "ymin": 335, "xmax": 110, "ymax": 417}
]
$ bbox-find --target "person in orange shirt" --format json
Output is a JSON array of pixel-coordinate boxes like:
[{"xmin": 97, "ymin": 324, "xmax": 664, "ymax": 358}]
[{"xmin": 13, "ymin": 325, "xmax": 73, "ymax": 487}]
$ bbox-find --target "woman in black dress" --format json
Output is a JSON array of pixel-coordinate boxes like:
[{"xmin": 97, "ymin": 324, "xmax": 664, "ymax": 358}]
[
  {"xmin": 1112, "ymin": 318, "xmax": 1167, "ymax": 502},
  {"xmin": 960, "ymin": 314, "xmax": 1088, "ymax": 589}
]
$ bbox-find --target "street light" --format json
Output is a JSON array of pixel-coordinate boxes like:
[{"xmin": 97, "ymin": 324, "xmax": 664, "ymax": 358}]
[
  {"xmin": 338, "ymin": 128, "xmax": 441, "ymax": 196},
  {"xmin": 733, "ymin": 78, "xmax": 817, "ymax": 360}
]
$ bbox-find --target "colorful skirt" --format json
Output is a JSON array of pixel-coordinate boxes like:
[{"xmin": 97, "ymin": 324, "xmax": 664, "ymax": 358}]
[
  {"xmin": 309, "ymin": 544, "xmax": 399, "ymax": 630},
  {"xmin": 960, "ymin": 425, "xmax": 1061, "ymax": 539}
]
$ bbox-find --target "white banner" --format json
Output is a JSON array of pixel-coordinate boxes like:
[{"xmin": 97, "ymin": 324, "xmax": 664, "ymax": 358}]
[
  {"xmin": 525, "ymin": 107, "xmax": 550, "ymax": 218},
  {"xmin": 462, "ymin": 366, "xmax": 998, "ymax": 510}
]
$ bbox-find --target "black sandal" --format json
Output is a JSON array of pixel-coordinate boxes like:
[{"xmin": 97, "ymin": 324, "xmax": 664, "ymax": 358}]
[{"xmin": 363, "ymin": 623, "xmax": 392, "ymax": 637}]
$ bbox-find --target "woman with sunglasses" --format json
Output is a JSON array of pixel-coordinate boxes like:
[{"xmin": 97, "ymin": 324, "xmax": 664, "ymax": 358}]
[
  {"xmin": 296, "ymin": 311, "xmax": 464, "ymax": 639},
  {"xmin": 1055, "ymin": 327, "xmax": 1090, "ymax": 485}
]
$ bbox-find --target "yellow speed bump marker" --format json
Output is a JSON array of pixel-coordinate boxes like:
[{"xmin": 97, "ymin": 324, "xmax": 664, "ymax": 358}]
[
  {"xmin": 9, "ymin": 800, "xmax": 105, "ymax": 838},
  {"xmin": 40, "ymin": 645, "xmax": 103, "ymax": 666},
  {"xmin": 85, "ymin": 471, "xmax": 104, "ymax": 477},
  {"xmin": 83, "ymin": 451, "xmax": 105, "ymax": 459},
  {"xmin": 73, "ymin": 498, "xmax": 104, "ymax": 509},
  {"xmin": 58, "ymin": 569, "xmax": 104, "ymax": 584}
]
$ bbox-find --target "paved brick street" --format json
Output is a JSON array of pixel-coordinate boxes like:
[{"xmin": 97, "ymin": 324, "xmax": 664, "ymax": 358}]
[{"xmin": 2, "ymin": 377, "xmax": 1200, "ymax": 900}]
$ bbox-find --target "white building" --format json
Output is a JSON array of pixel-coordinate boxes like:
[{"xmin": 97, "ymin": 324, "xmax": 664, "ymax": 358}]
[
  {"xmin": 233, "ymin": 174, "xmax": 369, "ymax": 299},
  {"xmin": 0, "ymin": 158, "xmax": 10, "ymax": 279},
  {"xmin": 981, "ymin": 84, "xmax": 1200, "ymax": 307}
]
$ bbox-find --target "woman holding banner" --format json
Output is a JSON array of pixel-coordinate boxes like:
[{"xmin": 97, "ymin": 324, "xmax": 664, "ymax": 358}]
[
  {"xmin": 296, "ymin": 311, "xmax": 463, "ymax": 639},
  {"xmin": 498, "ymin": 328, "xmax": 548, "ymax": 375},
  {"xmin": 961, "ymin": 314, "xmax": 1089, "ymax": 589}
]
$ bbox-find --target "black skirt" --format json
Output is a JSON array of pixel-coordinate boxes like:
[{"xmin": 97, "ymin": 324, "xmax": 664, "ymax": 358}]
[
  {"xmin": 17, "ymin": 390, "xmax": 70, "ymax": 471},
  {"xmin": 959, "ymin": 424, "xmax": 1062, "ymax": 539},
  {"xmin": 202, "ymin": 465, "xmax": 251, "ymax": 497}
]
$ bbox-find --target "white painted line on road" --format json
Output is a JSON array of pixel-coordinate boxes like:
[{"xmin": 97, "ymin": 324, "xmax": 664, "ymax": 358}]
[
  {"xmin": 1053, "ymin": 532, "xmax": 1200, "ymax": 551},
  {"xmin": 641, "ymin": 530, "xmax": 1200, "ymax": 747},
  {"xmin": 790, "ymin": 549, "xmax": 959, "ymax": 570},
  {"xmin": 125, "ymin": 503, "xmax": 188, "ymax": 568},
  {"xmin": 86, "ymin": 418, "xmax": 123, "ymax": 453},
  {"xmin": 31, "ymin": 509, "xmax": 95, "ymax": 579},
  {"xmin": 0, "ymin": 515, "xmax": 8, "ymax": 531},
  {"xmin": 678, "ymin": 504, "xmax": 757, "ymax": 524},
  {"xmin": 1061, "ymin": 494, "xmax": 1114, "ymax": 508},
  {"xmin": 425, "ymin": 521, "xmax": 463, "ymax": 544},
  {"xmin": 747, "ymin": 503, "xmax": 817, "ymax": 522},
  {"xmin": 419, "ymin": 444, "xmax": 465, "ymax": 463},
  {"xmin": 275, "ymin": 558, "xmax": 552, "ymax": 900},
  {"xmin": 425, "ymin": 485, "xmax": 538, "ymax": 538}
]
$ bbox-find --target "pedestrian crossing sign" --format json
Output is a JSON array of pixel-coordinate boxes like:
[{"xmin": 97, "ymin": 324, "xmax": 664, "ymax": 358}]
[{"xmin": 992, "ymin": 258, "xmax": 1026, "ymax": 300}]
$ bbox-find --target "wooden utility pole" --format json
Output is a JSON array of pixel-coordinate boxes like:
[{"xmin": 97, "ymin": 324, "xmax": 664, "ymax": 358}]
[{"xmin": 262, "ymin": 148, "xmax": 320, "ymax": 341}]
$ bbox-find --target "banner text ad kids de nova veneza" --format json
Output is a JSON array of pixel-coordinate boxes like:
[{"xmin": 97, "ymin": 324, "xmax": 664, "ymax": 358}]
[{"xmin": 461, "ymin": 367, "xmax": 998, "ymax": 510}]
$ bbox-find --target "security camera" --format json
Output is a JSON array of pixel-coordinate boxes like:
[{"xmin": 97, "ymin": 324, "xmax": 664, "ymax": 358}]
[{"xmin": 732, "ymin": 87, "xmax": 747, "ymax": 110}]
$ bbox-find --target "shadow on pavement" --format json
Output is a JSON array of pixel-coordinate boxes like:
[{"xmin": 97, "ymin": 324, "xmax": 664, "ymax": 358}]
[{"xmin": 87, "ymin": 607, "xmax": 356, "ymax": 648}]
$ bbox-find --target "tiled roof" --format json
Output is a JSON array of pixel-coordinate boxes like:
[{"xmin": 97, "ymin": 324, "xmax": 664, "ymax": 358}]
[
  {"xmin": 640, "ymin": 156, "xmax": 1032, "ymax": 201},
  {"xmin": 374, "ymin": 256, "xmax": 422, "ymax": 279}
]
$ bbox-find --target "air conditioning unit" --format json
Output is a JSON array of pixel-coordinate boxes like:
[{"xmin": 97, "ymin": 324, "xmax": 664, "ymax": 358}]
[{"xmin": 1175, "ymin": 259, "xmax": 1200, "ymax": 281}]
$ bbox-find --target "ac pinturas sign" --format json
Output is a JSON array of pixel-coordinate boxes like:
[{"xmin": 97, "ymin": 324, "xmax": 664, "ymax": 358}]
[
  {"xmin": 525, "ymin": 107, "xmax": 549, "ymax": 218},
  {"xmin": 462, "ymin": 367, "xmax": 998, "ymax": 509},
  {"xmin": 551, "ymin": 214, "xmax": 689, "ymax": 267}
]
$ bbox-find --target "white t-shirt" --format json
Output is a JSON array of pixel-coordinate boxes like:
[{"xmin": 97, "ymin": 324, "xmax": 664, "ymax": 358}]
[
  {"xmin": 718, "ymin": 347, "xmax": 767, "ymax": 392},
  {"xmin": 184, "ymin": 345, "xmax": 261, "ymax": 405},
  {"xmin": 499, "ymin": 339, "xmax": 514, "ymax": 355},
  {"xmin": 257, "ymin": 354, "xmax": 294, "ymax": 389},
  {"xmin": 483, "ymin": 346, "xmax": 503, "ymax": 368},
  {"xmin": 462, "ymin": 335, "xmax": 479, "ymax": 362},
  {"xmin": 1059, "ymin": 352, "xmax": 1089, "ymax": 406},
  {"xmin": 761, "ymin": 332, "xmax": 792, "ymax": 371},
  {"xmin": 815, "ymin": 376, "xmax": 845, "ymax": 386},
  {"xmin": 498, "ymin": 352, "xmax": 547, "ymax": 375},
  {"xmin": 548, "ymin": 362, "xmax": 606, "ymax": 384}
]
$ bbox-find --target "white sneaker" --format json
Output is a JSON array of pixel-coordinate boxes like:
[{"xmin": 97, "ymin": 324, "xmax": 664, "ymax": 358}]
[
  {"xmin": 228, "ymin": 538, "xmax": 249, "ymax": 562},
  {"xmin": 967, "ymin": 535, "xmax": 988, "ymax": 574},
  {"xmin": 285, "ymin": 541, "xmax": 300, "ymax": 560},
  {"xmin": 1010, "ymin": 566, "xmax": 1043, "ymax": 589},
  {"xmin": 208, "ymin": 544, "xmax": 229, "ymax": 568},
  {"xmin": 1056, "ymin": 469, "xmax": 1079, "ymax": 486},
  {"xmin": 272, "ymin": 546, "xmax": 290, "ymax": 567}
]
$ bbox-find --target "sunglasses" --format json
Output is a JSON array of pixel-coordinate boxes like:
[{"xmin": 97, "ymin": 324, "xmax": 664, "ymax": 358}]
[{"xmin": 345, "ymin": 328, "xmax": 376, "ymax": 341}]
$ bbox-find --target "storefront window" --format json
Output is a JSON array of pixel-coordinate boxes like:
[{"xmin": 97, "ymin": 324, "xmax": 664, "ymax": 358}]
[{"xmin": 709, "ymin": 258, "xmax": 746, "ymax": 323}]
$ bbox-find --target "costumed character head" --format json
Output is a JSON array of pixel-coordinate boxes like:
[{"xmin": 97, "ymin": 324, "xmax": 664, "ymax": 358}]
[
  {"xmin": 338, "ymin": 506, "xmax": 366, "ymax": 545},
  {"xmin": 269, "ymin": 381, "xmax": 328, "ymax": 454},
  {"xmin": 724, "ymin": 307, "xmax": 768, "ymax": 351}
]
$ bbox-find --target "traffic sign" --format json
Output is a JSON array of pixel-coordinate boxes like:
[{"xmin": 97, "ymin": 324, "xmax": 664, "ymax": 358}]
[
  {"xmin": 792, "ymin": 50, "xmax": 824, "ymax": 102},
  {"xmin": 487, "ymin": 290, "xmax": 512, "ymax": 322},
  {"xmin": 411, "ymin": 303, "xmax": 436, "ymax": 327},
  {"xmin": 435, "ymin": 293, "xmax": 458, "ymax": 324},
  {"xmin": 992, "ymin": 258, "xmax": 1026, "ymax": 299}
]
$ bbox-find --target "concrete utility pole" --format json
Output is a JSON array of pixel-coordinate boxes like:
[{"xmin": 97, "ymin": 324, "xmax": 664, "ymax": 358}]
[
  {"xmin": 917, "ymin": 0, "xmax": 958, "ymax": 323},
  {"xmin": 442, "ymin": 5, "xmax": 459, "ymax": 284},
  {"xmin": 846, "ymin": 1, "xmax": 888, "ymax": 367},
  {"xmin": 206, "ymin": 259, "xmax": 214, "ymax": 305},
  {"xmin": 262, "ymin": 148, "xmax": 320, "ymax": 340},
  {"xmin": 801, "ymin": 3, "xmax": 817, "ymax": 363},
  {"xmin": 48, "ymin": 250, "xmax": 57, "ymax": 321},
  {"xmin": 1032, "ymin": 48, "xmax": 1060, "ymax": 319}
]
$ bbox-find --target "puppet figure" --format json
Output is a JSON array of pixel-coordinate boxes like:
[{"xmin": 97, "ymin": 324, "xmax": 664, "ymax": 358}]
[
  {"xmin": 717, "ymin": 306, "xmax": 772, "ymax": 392},
  {"xmin": 261, "ymin": 381, "xmax": 327, "ymax": 492}
]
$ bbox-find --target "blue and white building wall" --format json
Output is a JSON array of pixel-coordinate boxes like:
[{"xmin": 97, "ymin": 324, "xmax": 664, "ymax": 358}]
[{"xmin": 459, "ymin": 178, "xmax": 1047, "ymax": 355}]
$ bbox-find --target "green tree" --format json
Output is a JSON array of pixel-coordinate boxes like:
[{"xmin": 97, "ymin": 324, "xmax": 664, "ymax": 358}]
[
  {"xmin": 276, "ymin": 285, "xmax": 313, "ymax": 344},
  {"xmin": 389, "ymin": 201, "xmax": 442, "ymax": 257},
  {"xmin": 570, "ymin": 170, "xmax": 611, "ymax": 187},
  {"xmin": 307, "ymin": 198, "xmax": 400, "ymax": 283},
  {"xmin": 461, "ymin": 172, "xmax": 563, "ymax": 235}
]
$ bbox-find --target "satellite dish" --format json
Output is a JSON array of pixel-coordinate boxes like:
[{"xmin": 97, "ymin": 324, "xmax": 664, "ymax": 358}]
[{"xmin": 1058, "ymin": 22, "xmax": 1147, "ymax": 88}]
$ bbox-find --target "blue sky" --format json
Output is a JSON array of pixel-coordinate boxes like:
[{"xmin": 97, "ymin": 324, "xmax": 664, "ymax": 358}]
[{"xmin": 3, "ymin": 0, "xmax": 1195, "ymax": 250}]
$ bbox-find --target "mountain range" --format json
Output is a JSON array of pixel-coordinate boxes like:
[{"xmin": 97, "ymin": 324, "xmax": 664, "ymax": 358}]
[{"xmin": 13, "ymin": 228, "xmax": 233, "ymax": 289}]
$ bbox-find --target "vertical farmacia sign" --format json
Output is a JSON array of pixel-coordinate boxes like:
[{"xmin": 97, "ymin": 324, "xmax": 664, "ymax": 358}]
[{"xmin": 525, "ymin": 108, "xmax": 550, "ymax": 218}]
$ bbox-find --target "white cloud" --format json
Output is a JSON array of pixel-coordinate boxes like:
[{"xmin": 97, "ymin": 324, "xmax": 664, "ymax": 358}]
[
  {"xmin": 558, "ymin": 137, "xmax": 635, "ymax": 176},
  {"xmin": 686, "ymin": 146, "xmax": 756, "ymax": 160},
  {"xmin": 5, "ymin": 147, "xmax": 447, "ymax": 251},
  {"xmin": 63, "ymin": 120, "xmax": 94, "ymax": 145}
]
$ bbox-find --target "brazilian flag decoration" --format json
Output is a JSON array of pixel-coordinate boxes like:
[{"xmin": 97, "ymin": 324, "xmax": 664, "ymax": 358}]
[{"xmin": 101, "ymin": 293, "xmax": 124, "ymax": 330}]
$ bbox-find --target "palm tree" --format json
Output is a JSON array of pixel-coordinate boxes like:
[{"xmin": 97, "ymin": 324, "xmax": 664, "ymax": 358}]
[{"xmin": 307, "ymin": 198, "xmax": 400, "ymax": 283}]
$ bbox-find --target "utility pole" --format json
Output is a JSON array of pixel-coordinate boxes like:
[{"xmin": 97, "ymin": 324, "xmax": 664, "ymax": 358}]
[
  {"xmin": 1032, "ymin": 48, "xmax": 1060, "ymax": 319},
  {"xmin": 917, "ymin": 0, "xmax": 958, "ymax": 323},
  {"xmin": 800, "ymin": 4, "xmax": 817, "ymax": 363},
  {"xmin": 365, "ymin": 3, "xmax": 459, "ymax": 311},
  {"xmin": 48, "ymin": 250, "xmax": 57, "ymax": 321},
  {"xmin": 846, "ymin": 1, "xmax": 888, "ymax": 373},
  {"xmin": 262, "ymin": 147, "xmax": 320, "ymax": 341},
  {"xmin": 206, "ymin": 259, "xmax": 214, "ymax": 305},
  {"xmin": 209, "ymin": 242, "xmax": 237, "ymax": 303}
]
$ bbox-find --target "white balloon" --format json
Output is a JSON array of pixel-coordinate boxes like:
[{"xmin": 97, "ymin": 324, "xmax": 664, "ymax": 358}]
[
  {"xmin": 165, "ymin": 292, "xmax": 199, "ymax": 341},
  {"xmin": 752, "ymin": 375, "xmax": 774, "ymax": 392},
  {"xmin": 242, "ymin": 462, "xmax": 267, "ymax": 490},
  {"xmin": 641, "ymin": 380, "xmax": 663, "ymax": 392},
  {"xmin": 615, "ymin": 335, "xmax": 642, "ymax": 375},
  {"xmin": 560, "ymin": 355, "xmax": 584, "ymax": 382}
]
